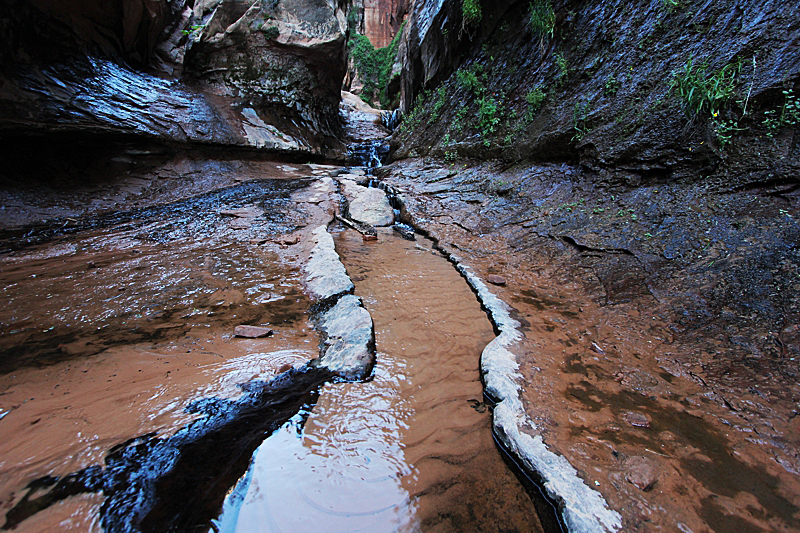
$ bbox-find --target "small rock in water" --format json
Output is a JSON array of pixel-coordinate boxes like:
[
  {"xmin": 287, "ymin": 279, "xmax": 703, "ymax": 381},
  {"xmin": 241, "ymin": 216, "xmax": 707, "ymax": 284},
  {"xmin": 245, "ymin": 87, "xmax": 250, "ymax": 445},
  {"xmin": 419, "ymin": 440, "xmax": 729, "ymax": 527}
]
[
  {"xmin": 487, "ymin": 275, "xmax": 507, "ymax": 286},
  {"xmin": 624, "ymin": 456, "xmax": 660, "ymax": 491},
  {"xmin": 275, "ymin": 235, "xmax": 300, "ymax": 246},
  {"xmin": 233, "ymin": 325, "xmax": 274, "ymax": 338},
  {"xmin": 622, "ymin": 411, "xmax": 651, "ymax": 428}
]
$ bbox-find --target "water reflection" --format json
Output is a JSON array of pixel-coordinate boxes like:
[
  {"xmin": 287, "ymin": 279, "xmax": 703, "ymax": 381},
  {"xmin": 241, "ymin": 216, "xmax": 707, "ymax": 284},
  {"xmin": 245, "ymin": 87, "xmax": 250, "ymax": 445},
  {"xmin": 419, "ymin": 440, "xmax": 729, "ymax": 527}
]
[{"xmin": 217, "ymin": 361, "xmax": 419, "ymax": 533}]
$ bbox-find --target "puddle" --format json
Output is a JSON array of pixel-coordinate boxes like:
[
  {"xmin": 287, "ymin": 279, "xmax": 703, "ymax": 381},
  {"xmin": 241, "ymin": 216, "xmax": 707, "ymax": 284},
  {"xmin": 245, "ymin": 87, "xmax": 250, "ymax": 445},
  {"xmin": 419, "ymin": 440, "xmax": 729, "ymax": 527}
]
[{"xmin": 213, "ymin": 227, "xmax": 546, "ymax": 532}]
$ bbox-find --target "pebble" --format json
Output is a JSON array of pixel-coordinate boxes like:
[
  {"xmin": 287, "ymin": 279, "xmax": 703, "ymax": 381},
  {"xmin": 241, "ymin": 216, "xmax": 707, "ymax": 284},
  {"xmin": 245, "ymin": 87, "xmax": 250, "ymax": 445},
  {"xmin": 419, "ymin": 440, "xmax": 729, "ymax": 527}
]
[
  {"xmin": 622, "ymin": 411, "xmax": 651, "ymax": 428},
  {"xmin": 487, "ymin": 274, "xmax": 507, "ymax": 286}
]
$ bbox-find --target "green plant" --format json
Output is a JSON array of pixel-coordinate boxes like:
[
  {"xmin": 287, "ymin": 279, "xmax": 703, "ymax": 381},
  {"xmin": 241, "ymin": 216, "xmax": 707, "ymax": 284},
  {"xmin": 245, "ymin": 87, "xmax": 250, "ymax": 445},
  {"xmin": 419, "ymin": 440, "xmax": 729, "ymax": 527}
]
[
  {"xmin": 572, "ymin": 101, "xmax": 590, "ymax": 141},
  {"xmin": 182, "ymin": 23, "xmax": 206, "ymax": 37},
  {"xmin": 661, "ymin": 0, "xmax": 682, "ymax": 13},
  {"xmin": 712, "ymin": 117, "xmax": 745, "ymax": 147},
  {"xmin": 525, "ymin": 87, "xmax": 546, "ymax": 115},
  {"xmin": 763, "ymin": 88, "xmax": 799, "ymax": 137},
  {"xmin": 529, "ymin": 0, "xmax": 555, "ymax": 38},
  {"xmin": 456, "ymin": 63, "xmax": 486, "ymax": 96},
  {"xmin": 478, "ymin": 96, "xmax": 502, "ymax": 145},
  {"xmin": 445, "ymin": 149, "xmax": 458, "ymax": 163},
  {"xmin": 262, "ymin": 26, "xmax": 280, "ymax": 40},
  {"xmin": 462, "ymin": 0, "xmax": 482, "ymax": 27},
  {"xmin": 671, "ymin": 57, "xmax": 739, "ymax": 119},
  {"xmin": 555, "ymin": 52, "xmax": 569, "ymax": 86},
  {"xmin": 453, "ymin": 105, "xmax": 468, "ymax": 133},
  {"xmin": 430, "ymin": 86, "xmax": 447, "ymax": 121},
  {"xmin": 604, "ymin": 75, "xmax": 620, "ymax": 96}
]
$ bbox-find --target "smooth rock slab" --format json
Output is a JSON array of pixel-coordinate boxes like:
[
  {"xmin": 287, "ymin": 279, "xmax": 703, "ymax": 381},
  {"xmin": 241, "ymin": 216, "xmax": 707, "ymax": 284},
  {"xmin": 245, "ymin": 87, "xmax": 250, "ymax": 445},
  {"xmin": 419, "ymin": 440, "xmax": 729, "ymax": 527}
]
[
  {"xmin": 305, "ymin": 226, "xmax": 354, "ymax": 302},
  {"xmin": 341, "ymin": 180, "xmax": 394, "ymax": 227},
  {"xmin": 314, "ymin": 294, "xmax": 375, "ymax": 380}
]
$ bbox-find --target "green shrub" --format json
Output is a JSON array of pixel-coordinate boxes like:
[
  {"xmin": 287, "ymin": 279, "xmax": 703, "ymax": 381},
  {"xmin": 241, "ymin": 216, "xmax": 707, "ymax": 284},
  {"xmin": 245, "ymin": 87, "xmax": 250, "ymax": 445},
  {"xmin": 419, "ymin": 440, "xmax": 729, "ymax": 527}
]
[
  {"xmin": 462, "ymin": 0, "xmax": 482, "ymax": 27},
  {"xmin": 529, "ymin": 0, "xmax": 555, "ymax": 38}
]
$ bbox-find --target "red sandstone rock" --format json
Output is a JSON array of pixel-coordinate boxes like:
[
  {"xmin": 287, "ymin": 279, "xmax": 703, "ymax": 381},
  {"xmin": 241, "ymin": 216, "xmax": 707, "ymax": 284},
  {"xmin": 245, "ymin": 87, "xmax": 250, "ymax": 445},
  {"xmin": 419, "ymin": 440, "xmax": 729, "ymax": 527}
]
[
  {"xmin": 624, "ymin": 456, "xmax": 659, "ymax": 491},
  {"xmin": 233, "ymin": 325, "xmax": 273, "ymax": 338},
  {"xmin": 487, "ymin": 275, "xmax": 506, "ymax": 286}
]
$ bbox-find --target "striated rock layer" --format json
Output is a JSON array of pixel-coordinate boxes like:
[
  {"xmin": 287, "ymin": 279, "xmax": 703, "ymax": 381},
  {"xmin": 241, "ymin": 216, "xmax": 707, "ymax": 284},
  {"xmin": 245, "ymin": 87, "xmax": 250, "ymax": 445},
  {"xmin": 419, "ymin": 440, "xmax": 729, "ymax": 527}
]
[{"xmin": 0, "ymin": 0, "xmax": 351, "ymax": 160}]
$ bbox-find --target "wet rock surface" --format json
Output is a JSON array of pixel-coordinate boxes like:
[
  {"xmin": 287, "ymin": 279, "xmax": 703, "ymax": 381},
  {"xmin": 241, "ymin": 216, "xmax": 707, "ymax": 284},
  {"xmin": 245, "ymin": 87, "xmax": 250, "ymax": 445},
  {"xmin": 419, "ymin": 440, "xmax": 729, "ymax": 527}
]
[
  {"xmin": 0, "ymin": 0, "xmax": 350, "ymax": 160},
  {"xmin": 341, "ymin": 179, "xmax": 395, "ymax": 226},
  {"xmin": 0, "ymin": 166, "xmax": 342, "ymax": 531},
  {"xmin": 376, "ymin": 157, "xmax": 800, "ymax": 533}
]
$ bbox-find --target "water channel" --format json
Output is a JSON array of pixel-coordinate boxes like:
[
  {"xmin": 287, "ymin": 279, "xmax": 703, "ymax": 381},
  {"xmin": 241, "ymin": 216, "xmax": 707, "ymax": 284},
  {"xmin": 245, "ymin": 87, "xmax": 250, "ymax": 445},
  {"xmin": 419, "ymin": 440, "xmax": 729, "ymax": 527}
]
[{"xmin": 213, "ymin": 227, "xmax": 545, "ymax": 532}]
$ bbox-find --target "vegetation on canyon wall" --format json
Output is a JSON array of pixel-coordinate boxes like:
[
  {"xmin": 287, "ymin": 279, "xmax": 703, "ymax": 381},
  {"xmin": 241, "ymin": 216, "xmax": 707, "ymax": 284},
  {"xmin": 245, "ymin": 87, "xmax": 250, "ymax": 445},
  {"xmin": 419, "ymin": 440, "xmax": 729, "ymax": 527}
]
[
  {"xmin": 348, "ymin": 20, "xmax": 405, "ymax": 108},
  {"xmin": 388, "ymin": 0, "xmax": 798, "ymax": 184}
]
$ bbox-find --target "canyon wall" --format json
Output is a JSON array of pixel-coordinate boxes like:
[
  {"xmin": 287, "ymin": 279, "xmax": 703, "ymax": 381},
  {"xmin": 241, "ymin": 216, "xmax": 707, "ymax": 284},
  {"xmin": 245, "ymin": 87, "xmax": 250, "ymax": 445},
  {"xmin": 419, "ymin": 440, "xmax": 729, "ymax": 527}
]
[{"xmin": 0, "ymin": 0, "xmax": 352, "ymax": 160}]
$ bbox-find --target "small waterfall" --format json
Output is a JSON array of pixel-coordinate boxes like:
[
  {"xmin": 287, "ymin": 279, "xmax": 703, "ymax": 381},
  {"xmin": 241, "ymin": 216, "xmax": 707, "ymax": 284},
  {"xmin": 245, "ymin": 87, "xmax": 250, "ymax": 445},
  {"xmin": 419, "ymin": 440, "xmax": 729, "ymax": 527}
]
[
  {"xmin": 380, "ymin": 109, "xmax": 402, "ymax": 132},
  {"xmin": 346, "ymin": 140, "xmax": 390, "ymax": 174}
]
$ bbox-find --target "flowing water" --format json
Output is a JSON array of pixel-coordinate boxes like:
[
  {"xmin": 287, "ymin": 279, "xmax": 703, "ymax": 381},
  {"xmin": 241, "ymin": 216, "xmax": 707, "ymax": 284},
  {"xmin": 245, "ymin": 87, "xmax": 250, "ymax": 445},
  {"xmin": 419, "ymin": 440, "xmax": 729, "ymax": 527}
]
[{"xmin": 214, "ymin": 227, "xmax": 545, "ymax": 533}]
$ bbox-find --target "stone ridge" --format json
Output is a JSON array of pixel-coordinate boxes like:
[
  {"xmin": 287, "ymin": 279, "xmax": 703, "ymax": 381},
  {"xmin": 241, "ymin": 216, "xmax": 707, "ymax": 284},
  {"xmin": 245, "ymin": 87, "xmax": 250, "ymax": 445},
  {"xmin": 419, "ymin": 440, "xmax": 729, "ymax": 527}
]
[
  {"xmin": 304, "ymin": 225, "xmax": 376, "ymax": 381},
  {"xmin": 446, "ymin": 251, "xmax": 622, "ymax": 533},
  {"xmin": 304, "ymin": 225, "xmax": 355, "ymax": 303}
]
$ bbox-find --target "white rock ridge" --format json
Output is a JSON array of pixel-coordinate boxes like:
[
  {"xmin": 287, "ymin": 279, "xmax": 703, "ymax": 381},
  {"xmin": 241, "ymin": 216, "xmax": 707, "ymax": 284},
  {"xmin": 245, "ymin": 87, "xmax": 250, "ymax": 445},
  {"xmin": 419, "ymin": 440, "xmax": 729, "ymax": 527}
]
[
  {"xmin": 304, "ymin": 225, "xmax": 375, "ymax": 381},
  {"xmin": 450, "ymin": 253, "xmax": 623, "ymax": 533}
]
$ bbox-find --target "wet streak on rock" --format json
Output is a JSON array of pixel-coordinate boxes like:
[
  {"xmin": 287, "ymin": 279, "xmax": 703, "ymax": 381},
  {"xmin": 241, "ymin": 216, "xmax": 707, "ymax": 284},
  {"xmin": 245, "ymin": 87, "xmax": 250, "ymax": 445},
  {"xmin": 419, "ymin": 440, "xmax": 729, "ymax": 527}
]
[
  {"xmin": 0, "ymin": 178, "xmax": 310, "ymax": 254},
  {"xmin": 566, "ymin": 380, "xmax": 800, "ymax": 531},
  {"xmin": 1, "ymin": 365, "xmax": 335, "ymax": 533}
]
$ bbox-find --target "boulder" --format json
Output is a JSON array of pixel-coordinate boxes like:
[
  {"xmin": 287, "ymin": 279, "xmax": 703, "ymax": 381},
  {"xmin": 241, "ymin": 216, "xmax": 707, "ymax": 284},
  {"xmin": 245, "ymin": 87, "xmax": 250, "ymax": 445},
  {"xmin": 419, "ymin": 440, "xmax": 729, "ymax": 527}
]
[{"xmin": 341, "ymin": 180, "xmax": 394, "ymax": 226}]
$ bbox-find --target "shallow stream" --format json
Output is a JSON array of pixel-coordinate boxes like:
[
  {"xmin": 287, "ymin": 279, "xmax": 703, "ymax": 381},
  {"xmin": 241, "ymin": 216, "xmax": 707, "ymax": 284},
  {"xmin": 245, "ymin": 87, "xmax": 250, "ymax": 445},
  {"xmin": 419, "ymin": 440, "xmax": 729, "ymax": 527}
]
[
  {"xmin": 0, "ymin": 171, "xmax": 548, "ymax": 532},
  {"xmin": 213, "ymin": 227, "xmax": 545, "ymax": 532}
]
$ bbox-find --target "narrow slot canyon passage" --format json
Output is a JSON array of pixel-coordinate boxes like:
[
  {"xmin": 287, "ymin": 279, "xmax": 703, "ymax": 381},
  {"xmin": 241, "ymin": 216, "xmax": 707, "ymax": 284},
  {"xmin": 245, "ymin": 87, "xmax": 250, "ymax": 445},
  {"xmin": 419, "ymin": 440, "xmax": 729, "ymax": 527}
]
[{"xmin": 213, "ymin": 226, "xmax": 546, "ymax": 533}]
